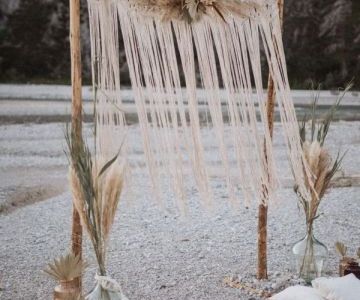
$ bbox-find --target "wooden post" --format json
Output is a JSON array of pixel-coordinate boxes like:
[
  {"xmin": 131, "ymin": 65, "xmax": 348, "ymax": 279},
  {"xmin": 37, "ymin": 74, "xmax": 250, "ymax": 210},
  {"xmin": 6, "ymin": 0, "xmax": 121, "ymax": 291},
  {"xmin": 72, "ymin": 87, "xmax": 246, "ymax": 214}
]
[
  {"xmin": 70, "ymin": 0, "xmax": 83, "ymax": 286},
  {"xmin": 257, "ymin": 0, "xmax": 284, "ymax": 280}
]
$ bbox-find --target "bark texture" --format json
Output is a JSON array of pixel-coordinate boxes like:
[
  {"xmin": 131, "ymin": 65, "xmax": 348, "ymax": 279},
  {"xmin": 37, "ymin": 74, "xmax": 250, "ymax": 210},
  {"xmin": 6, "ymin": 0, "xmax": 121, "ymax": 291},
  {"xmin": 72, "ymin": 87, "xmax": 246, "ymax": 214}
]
[
  {"xmin": 257, "ymin": 0, "xmax": 284, "ymax": 280},
  {"xmin": 70, "ymin": 0, "xmax": 83, "ymax": 290}
]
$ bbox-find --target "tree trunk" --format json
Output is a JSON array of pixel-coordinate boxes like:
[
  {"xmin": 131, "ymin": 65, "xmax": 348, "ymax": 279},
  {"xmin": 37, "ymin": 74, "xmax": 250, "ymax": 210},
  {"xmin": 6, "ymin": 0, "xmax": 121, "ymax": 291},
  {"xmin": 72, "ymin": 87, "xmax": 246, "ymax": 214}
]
[
  {"xmin": 69, "ymin": 0, "xmax": 83, "ymax": 289},
  {"xmin": 257, "ymin": 0, "xmax": 284, "ymax": 280}
]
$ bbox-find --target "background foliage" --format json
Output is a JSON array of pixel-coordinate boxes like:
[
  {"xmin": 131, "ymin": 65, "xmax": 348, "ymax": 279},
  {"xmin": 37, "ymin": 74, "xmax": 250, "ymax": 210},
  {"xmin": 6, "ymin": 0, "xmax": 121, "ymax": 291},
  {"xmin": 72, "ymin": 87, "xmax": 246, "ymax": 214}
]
[{"xmin": 0, "ymin": 0, "xmax": 359, "ymax": 88}]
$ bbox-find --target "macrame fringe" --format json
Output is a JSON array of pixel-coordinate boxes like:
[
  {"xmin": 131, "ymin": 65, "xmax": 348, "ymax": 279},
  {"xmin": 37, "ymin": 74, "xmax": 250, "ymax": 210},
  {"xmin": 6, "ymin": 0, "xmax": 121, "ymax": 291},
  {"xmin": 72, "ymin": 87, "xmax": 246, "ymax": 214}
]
[{"xmin": 87, "ymin": 0, "xmax": 312, "ymax": 211}]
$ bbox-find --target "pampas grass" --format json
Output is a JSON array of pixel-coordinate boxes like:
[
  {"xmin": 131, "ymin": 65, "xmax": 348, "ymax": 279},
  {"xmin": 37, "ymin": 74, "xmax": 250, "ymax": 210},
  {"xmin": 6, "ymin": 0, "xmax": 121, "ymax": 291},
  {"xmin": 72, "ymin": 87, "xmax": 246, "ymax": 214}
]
[
  {"xmin": 295, "ymin": 82, "xmax": 353, "ymax": 226},
  {"xmin": 65, "ymin": 127, "xmax": 124, "ymax": 277},
  {"xmin": 292, "ymin": 83, "xmax": 352, "ymax": 279},
  {"xmin": 66, "ymin": 125, "xmax": 128, "ymax": 299}
]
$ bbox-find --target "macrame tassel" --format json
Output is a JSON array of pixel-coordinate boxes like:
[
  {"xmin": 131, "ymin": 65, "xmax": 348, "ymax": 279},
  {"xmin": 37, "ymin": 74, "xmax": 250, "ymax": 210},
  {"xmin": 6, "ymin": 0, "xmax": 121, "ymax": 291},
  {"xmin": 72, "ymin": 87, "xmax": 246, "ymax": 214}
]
[{"xmin": 86, "ymin": 0, "xmax": 312, "ymax": 211}]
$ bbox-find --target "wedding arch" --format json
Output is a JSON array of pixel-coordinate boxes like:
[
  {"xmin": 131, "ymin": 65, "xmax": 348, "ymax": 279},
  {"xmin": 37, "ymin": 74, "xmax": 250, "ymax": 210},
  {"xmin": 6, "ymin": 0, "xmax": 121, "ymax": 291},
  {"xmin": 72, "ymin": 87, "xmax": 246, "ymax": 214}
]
[{"xmin": 68, "ymin": 0, "xmax": 314, "ymax": 286}]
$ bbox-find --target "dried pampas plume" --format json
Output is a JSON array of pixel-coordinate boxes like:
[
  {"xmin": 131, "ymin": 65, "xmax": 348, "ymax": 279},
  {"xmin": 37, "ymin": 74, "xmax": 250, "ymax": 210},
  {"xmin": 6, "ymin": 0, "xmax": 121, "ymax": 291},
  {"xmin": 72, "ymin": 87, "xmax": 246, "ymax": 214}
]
[
  {"xmin": 69, "ymin": 162, "xmax": 124, "ymax": 243},
  {"xmin": 69, "ymin": 160, "xmax": 125, "ymax": 275},
  {"xmin": 65, "ymin": 127, "xmax": 125, "ymax": 276},
  {"xmin": 302, "ymin": 141, "xmax": 332, "ymax": 199},
  {"xmin": 101, "ymin": 162, "xmax": 124, "ymax": 239},
  {"xmin": 294, "ymin": 83, "xmax": 351, "ymax": 227},
  {"xmin": 69, "ymin": 167, "xmax": 87, "ymax": 230}
]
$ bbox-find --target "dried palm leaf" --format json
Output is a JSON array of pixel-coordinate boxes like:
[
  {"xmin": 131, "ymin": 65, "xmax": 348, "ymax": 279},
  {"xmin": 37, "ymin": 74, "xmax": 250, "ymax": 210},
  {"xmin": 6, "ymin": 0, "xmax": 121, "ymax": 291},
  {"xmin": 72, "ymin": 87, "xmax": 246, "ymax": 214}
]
[{"xmin": 44, "ymin": 253, "xmax": 88, "ymax": 282}]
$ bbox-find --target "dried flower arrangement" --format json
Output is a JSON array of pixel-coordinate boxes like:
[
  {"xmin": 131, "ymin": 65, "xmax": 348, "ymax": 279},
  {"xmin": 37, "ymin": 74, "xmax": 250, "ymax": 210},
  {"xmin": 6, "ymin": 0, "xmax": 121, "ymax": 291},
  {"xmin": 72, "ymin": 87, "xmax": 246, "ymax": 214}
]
[
  {"xmin": 128, "ymin": 0, "xmax": 260, "ymax": 22},
  {"xmin": 295, "ymin": 83, "xmax": 352, "ymax": 222},
  {"xmin": 292, "ymin": 82, "xmax": 352, "ymax": 282},
  {"xmin": 44, "ymin": 253, "xmax": 88, "ymax": 300},
  {"xmin": 65, "ymin": 127, "xmax": 128, "ymax": 300}
]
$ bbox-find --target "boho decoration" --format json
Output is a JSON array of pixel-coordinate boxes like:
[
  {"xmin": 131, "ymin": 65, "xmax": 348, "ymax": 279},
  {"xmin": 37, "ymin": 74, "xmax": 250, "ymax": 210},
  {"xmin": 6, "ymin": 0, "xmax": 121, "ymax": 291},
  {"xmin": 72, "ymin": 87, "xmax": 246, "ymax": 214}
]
[
  {"xmin": 44, "ymin": 253, "xmax": 87, "ymax": 300},
  {"xmin": 292, "ymin": 83, "xmax": 352, "ymax": 283},
  {"xmin": 87, "ymin": 0, "xmax": 312, "ymax": 211},
  {"xmin": 128, "ymin": 0, "xmax": 260, "ymax": 22},
  {"xmin": 65, "ymin": 127, "xmax": 128, "ymax": 300},
  {"xmin": 86, "ymin": 0, "xmax": 313, "ymax": 285}
]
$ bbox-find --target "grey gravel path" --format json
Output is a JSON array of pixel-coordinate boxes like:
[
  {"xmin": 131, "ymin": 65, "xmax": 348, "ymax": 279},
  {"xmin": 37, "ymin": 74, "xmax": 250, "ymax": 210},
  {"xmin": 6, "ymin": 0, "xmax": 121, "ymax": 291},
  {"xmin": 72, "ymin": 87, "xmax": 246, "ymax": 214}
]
[
  {"xmin": 0, "ymin": 122, "xmax": 359, "ymax": 300},
  {"xmin": 0, "ymin": 186, "xmax": 359, "ymax": 300}
]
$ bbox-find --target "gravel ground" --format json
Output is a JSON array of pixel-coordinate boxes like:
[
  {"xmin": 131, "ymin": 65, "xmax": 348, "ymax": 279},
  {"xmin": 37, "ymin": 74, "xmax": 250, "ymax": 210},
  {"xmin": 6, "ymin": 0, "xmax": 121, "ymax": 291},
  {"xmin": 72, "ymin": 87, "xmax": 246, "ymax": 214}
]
[
  {"xmin": 1, "ymin": 85, "xmax": 359, "ymax": 124},
  {"xmin": 0, "ymin": 122, "xmax": 359, "ymax": 299}
]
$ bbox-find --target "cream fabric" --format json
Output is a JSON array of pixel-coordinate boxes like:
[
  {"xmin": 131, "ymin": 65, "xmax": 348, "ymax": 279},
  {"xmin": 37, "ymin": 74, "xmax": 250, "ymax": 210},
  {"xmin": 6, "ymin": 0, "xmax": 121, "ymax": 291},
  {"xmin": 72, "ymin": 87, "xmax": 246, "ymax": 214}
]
[
  {"xmin": 270, "ymin": 286, "xmax": 324, "ymax": 300},
  {"xmin": 312, "ymin": 273, "xmax": 360, "ymax": 300}
]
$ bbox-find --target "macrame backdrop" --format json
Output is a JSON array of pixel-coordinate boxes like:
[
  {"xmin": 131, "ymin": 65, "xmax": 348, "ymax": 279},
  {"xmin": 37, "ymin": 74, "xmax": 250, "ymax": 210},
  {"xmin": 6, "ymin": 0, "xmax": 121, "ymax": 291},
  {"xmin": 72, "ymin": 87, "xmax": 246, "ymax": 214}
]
[{"xmin": 87, "ymin": 0, "xmax": 311, "ymax": 212}]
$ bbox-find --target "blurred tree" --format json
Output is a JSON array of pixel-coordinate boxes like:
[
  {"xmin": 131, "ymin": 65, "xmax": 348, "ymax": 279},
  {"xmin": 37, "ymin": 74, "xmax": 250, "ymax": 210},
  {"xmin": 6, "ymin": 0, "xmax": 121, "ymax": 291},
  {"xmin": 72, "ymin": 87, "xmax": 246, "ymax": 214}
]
[
  {"xmin": 349, "ymin": 0, "xmax": 360, "ymax": 88},
  {"xmin": 283, "ymin": 0, "xmax": 359, "ymax": 89},
  {"xmin": 0, "ymin": 0, "xmax": 53, "ymax": 81},
  {"xmin": 0, "ymin": 0, "xmax": 359, "ymax": 88},
  {"xmin": 319, "ymin": 0, "xmax": 352, "ymax": 86},
  {"xmin": 48, "ymin": 0, "xmax": 71, "ymax": 82}
]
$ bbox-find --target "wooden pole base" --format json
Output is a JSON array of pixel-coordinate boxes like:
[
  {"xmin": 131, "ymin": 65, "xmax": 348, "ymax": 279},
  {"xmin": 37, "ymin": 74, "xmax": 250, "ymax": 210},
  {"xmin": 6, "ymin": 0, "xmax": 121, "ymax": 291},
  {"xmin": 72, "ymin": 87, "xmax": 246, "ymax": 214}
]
[
  {"xmin": 257, "ymin": 203, "xmax": 268, "ymax": 279},
  {"xmin": 256, "ymin": 0, "xmax": 284, "ymax": 280}
]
